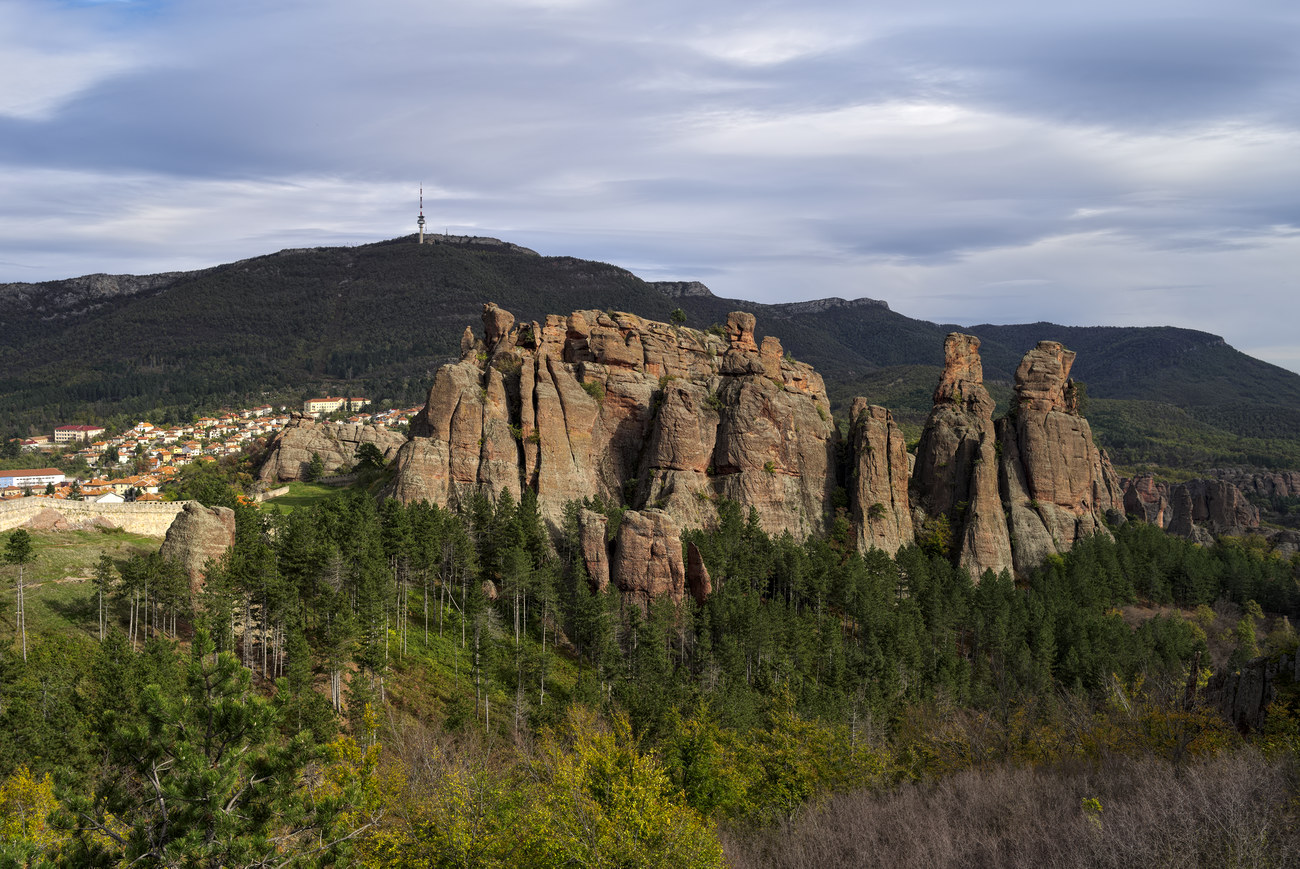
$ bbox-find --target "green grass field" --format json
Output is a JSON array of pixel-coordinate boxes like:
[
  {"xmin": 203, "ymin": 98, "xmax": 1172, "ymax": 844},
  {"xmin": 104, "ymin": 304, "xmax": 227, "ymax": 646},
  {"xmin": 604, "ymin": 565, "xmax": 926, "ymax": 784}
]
[
  {"xmin": 261, "ymin": 481, "xmax": 341, "ymax": 514},
  {"xmin": 2, "ymin": 528, "xmax": 160, "ymax": 643}
]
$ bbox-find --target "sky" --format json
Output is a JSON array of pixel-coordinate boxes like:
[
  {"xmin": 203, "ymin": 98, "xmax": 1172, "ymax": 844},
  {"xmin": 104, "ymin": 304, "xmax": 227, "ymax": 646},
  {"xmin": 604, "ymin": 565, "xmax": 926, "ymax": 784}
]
[{"xmin": 2, "ymin": 0, "xmax": 1299, "ymax": 370}]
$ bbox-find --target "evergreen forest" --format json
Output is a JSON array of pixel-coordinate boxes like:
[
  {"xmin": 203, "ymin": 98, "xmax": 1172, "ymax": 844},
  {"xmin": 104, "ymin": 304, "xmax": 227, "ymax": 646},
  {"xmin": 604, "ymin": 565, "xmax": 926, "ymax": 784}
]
[{"xmin": 1, "ymin": 457, "xmax": 1299, "ymax": 866}]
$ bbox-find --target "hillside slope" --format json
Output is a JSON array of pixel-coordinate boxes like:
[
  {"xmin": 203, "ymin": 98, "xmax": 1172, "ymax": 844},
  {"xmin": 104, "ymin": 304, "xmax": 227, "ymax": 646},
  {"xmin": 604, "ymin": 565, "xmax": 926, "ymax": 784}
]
[{"xmin": 3, "ymin": 234, "xmax": 1298, "ymax": 470}]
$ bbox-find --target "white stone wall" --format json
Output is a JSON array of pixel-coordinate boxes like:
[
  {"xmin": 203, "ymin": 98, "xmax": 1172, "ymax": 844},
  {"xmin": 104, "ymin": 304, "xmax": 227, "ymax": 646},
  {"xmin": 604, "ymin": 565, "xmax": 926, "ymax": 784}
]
[{"xmin": 0, "ymin": 498, "xmax": 191, "ymax": 537}]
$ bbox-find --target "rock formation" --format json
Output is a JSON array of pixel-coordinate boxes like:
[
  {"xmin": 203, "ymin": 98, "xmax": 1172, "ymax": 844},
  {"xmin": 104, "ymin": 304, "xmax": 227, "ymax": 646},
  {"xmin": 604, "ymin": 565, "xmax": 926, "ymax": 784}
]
[
  {"xmin": 386, "ymin": 303, "xmax": 843, "ymax": 602},
  {"xmin": 389, "ymin": 306, "xmax": 1133, "ymax": 598},
  {"xmin": 259, "ymin": 416, "xmax": 405, "ymax": 482},
  {"xmin": 848, "ymin": 399, "xmax": 913, "ymax": 555},
  {"xmin": 611, "ymin": 509, "xmax": 687, "ymax": 608},
  {"xmin": 387, "ymin": 303, "xmax": 838, "ymax": 574},
  {"xmin": 1122, "ymin": 473, "xmax": 1169, "ymax": 526},
  {"xmin": 1203, "ymin": 648, "xmax": 1300, "ymax": 731},
  {"xmin": 159, "ymin": 502, "xmax": 237, "ymax": 592},
  {"xmin": 1119, "ymin": 475, "xmax": 1260, "ymax": 541},
  {"xmin": 912, "ymin": 333, "xmax": 1013, "ymax": 577},
  {"xmin": 1212, "ymin": 469, "xmax": 1300, "ymax": 501},
  {"xmin": 996, "ymin": 341, "xmax": 1121, "ymax": 574},
  {"xmin": 1176, "ymin": 479, "xmax": 1260, "ymax": 536},
  {"xmin": 577, "ymin": 509, "xmax": 611, "ymax": 592},
  {"xmin": 687, "ymin": 542, "xmax": 712, "ymax": 604}
]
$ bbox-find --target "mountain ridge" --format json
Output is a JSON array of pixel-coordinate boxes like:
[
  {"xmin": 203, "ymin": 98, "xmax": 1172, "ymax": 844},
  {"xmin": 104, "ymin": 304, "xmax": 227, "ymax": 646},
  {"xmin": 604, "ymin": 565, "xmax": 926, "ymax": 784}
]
[{"xmin": 3, "ymin": 234, "xmax": 1297, "ymax": 471}]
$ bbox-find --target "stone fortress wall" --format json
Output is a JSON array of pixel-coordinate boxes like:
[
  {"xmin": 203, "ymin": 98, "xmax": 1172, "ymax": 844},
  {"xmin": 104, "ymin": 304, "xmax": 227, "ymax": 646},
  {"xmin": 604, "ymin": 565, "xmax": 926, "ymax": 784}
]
[{"xmin": 0, "ymin": 498, "xmax": 189, "ymax": 537}]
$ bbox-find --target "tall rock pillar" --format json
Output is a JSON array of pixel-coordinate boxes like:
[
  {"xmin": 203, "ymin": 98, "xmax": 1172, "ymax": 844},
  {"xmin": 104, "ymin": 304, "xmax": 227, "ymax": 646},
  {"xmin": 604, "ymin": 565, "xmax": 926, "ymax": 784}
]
[
  {"xmin": 848, "ymin": 398, "xmax": 913, "ymax": 554},
  {"xmin": 912, "ymin": 333, "xmax": 1013, "ymax": 578},
  {"xmin": 997, "ymin": 341, "xmax": 1121, "ymax": 573}
]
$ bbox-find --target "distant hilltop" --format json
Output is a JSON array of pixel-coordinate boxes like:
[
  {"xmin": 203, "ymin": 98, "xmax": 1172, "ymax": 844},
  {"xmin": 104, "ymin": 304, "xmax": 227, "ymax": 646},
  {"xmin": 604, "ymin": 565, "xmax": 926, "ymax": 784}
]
[{"xmin": 4, "ymin": 234, "xmax": 1300, "ymax": 475}]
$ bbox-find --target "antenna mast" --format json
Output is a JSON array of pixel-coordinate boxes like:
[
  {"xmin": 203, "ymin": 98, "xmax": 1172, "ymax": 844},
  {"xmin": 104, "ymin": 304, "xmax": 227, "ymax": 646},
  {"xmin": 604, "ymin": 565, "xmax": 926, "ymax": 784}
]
[{"xmin": 417, "ymin": 186, "xmax": 426, "ymax": 245}]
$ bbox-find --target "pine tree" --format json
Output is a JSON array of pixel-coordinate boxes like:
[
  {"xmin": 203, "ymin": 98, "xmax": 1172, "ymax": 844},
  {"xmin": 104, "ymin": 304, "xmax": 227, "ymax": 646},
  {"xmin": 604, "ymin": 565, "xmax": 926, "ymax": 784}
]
[{"xmin": 4, "ymin": 530, "xmax": 35, "ymax": 662}]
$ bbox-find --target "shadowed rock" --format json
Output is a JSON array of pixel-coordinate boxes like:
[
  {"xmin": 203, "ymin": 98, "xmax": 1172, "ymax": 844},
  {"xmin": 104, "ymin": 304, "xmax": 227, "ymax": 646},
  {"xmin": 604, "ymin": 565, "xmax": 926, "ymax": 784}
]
[
  {"xmin": 997, "ymin": 341, "xmax": 1121, "ymax": 574},
  {"xmin": 159, "ymin": 502, "xmax": 236, "ymax": 593},
  {"xmin": 913, "ymin": 333, "xmax": 1012, "ymax": 577}
]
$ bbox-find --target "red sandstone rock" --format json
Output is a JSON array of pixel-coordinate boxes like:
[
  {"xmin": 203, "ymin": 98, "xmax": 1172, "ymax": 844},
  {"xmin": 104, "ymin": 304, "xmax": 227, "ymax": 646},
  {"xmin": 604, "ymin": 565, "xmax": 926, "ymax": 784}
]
[
  {"xmin": 578, "ymin": 509, "xmax": 610, "ymax": 592},
  {"xmin": 913, "ymin": 333, "xmax": 1013, "ymax": 577},
  {"xmin": 687, "ymin": 541, "xmax": 712, "ymax": 604},
  {"xmin": 159, "ymin": 501, "xmax": 237, "ymax": 593},
  {"xmin": 997, "ymin": 341, "xmax": 1121, "ymax": 574},
  {"xmin": 611, "ymin": 509, "xmax": 686, "ymax": 607},
  {"xmin": 849, "ymin": 399, "xmax": 913, "ymax": 555}
]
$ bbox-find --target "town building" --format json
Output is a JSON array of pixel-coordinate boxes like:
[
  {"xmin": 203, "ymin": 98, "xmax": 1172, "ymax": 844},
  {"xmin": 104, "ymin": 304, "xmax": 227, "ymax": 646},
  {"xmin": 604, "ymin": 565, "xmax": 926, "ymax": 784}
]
[
  {"xmin": 0, "ymin": 468, "xmax": 66, "ymax": 489},
  {"xmin": 303, "ymin": 396, "xmax": 369, "ymax": 415},
  {"xmin": 53, "ymin": 425, "xmax": 105, "ymax": 444}
]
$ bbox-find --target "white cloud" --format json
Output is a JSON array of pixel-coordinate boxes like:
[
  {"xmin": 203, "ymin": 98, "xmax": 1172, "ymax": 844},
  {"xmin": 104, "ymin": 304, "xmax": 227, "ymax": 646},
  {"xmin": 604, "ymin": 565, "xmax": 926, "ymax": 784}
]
[
  {"xmin": 0, "ymin": 1, "xmax": 142, "ymax": 120},
  {"xmin": 1, "ymin": 0, "xmax": 1299, "ymax": 376},
  {"xmin": 683, "ymin": 26, "xmax": 863, "ymax": 66}
]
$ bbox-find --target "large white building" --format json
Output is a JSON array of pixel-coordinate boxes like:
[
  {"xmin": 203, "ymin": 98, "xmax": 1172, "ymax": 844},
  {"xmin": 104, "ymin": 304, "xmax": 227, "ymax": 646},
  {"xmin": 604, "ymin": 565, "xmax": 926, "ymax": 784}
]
[
  {"xmin": 0, "ymin": 468, "xmax": 66, "ymax": 489},
  {"xmin": 54, "ymin": 424, "xmax": 105, "ymax": 444},
  {"xmin": 303, "ymin": 396, "xmax": 369, "ymax": 415}
]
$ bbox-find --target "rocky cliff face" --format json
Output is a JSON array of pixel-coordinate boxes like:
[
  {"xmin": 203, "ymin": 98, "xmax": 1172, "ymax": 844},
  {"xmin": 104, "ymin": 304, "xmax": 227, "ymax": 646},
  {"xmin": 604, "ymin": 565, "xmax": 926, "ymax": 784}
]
[
  {"xmin": 259, "ymin": 416, "xmax": 406, "ymax": 483},
  {"xmin": 388, "ymin": 303, "xmax": 844, "ymax": 603},
  {"xmin": 1119, "ymin": 474, "xmax": 1260, "ymax": 541},
  {"xmin": 912, "ymin": 333, "xmax": 1013, "ymax": 577},
  {"xmin": 997, "ymin": 341, "xmax": 1122, "ymax": 575},
  {"xmin": 159, "ymin": 502, "xmax": 237, "ymax": 593},
  {"xmin": 388, "ymin": 304, "xmax": 838, "ymax": 537},
  {"xmin": 849, "ymin": 398, "xmax": 913, "ymax": 555}
]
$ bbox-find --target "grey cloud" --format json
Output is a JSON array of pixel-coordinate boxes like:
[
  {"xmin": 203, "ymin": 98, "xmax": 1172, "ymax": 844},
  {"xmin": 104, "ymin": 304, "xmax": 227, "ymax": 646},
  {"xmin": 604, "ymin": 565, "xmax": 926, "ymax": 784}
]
[
  {"xmin": 883, "ymin": 17, "xmax": 1300, "ymax": 127},
  {"xmin": 2, "ymin": 0, "xmax": 1299, "ymax": 370}
]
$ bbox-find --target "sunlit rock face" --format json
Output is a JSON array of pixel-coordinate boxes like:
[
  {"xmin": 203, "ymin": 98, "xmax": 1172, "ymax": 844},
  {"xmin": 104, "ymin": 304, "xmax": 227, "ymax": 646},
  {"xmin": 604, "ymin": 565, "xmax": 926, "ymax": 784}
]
[
  {"xmin": 996, "ymin": 341, "xmax": 1122, "ymax": 575},
  {"xmin": 386, "ymin": 304, "xmax": 840, "ymax": 600},
  {"xmin": 912, "ymin": 333, "xmax": 1013, "ymax": 578}
]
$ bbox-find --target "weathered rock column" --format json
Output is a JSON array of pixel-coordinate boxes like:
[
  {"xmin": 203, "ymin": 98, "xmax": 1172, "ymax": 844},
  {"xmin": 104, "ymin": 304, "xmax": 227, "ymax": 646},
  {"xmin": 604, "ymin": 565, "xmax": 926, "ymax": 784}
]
[
  {"xmin": 997, "ymin": 341, "xmax": 1121, "ymax": 574},
  {"xmin": 848, "ymin": 398, "xmax": 913, "ymax": 555},
  {"xmin": 912, "ymin": 333, "xmax": 1013, "ymax": 578}
]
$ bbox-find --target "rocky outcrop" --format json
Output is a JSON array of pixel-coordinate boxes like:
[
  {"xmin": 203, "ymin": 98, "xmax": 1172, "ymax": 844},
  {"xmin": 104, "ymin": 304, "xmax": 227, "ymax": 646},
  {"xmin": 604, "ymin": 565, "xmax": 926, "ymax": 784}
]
[
  {"xmin": 912, "ymin": 336, "xmax": 1120, "ymax": 578},
  {"xmin": 997, "ymin": 341, "xmax": 1121, "ymax": 575},
  {"xmin": 159, "ymin": 502, "xmax": 237, "ymax": 592},
  {"xmin": 390, "ymin": 306, "xmax": 1142, "ymax": 596},
  {"xmin": 849, "ymin": 399, "xmax": 913, "ymax": 555},
  {"xmin": 1213, "ymin": 470, "xmax": 1300, "ymax": 501},
  {"xmin": 386, "ymin": 303, "xmax": 840, "ymax": 601},
  {"xmin": 259, "ymin": 416, "xmax": 405, "ymax": 482},
  {"xmin": 1177, "ymin": 479, "xmax": 1260, "ymax": 535},
  {"xmin": 1119, "ymin": 475, "xmax": 1260, "ymax": 541},
  {"xmin": 611, "ymin": 509, "xmax": 686, "ymax": 608},
  {"xmin": 1122, "ymin": 473, "xmax": 1169, "ymax": 526},
  {"xmin": 1203, "ymin": 649, "xmax": 1300, "ymax": 731},
  {"xmin": 577, "ymin": 509, "xmax": 611, "ymax": 592},
  {"xmin": 388, "ymin": 303, "xmax": 837, "ymax": 539},
  {"xmin": 912, "ymin": 334, "xmax": 1013, "ymax": 577},
  {"xmin": 687, "ymin": 542, "xmax": 712, "ymax": 604}
]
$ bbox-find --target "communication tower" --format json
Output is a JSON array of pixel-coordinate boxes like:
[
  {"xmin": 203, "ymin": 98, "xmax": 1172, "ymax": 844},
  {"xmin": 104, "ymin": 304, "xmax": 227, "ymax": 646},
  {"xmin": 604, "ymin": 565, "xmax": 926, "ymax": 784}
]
[{"xmin": 417, "ymin": 186, "xmax": 426, "ymax": 244}]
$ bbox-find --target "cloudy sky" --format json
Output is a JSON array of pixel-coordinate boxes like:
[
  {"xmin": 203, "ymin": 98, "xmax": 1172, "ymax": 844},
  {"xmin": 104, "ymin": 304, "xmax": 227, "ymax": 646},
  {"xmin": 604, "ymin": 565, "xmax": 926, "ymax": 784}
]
[{"xmin": 3, "ymin": 0, "xmax": 1298, "ymax": 370}]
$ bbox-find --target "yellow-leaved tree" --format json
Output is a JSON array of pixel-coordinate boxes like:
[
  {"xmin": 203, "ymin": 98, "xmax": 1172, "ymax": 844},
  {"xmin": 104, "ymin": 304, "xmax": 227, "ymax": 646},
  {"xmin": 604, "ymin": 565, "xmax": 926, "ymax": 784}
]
[
  {"xmin": 521, "ymin": 706, "xmax": 725, "ymax": 869},
  {"xmin": 0, "ymin": 765, "xmax": 61, "ymax": 865}
]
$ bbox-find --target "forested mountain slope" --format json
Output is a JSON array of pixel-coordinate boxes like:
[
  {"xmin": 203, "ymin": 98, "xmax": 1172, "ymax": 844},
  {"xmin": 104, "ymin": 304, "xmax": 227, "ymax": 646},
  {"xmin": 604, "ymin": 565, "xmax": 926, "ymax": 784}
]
[{"xmin": 4, "ymin": 234, "xmax": 1299, "ymax": 469}]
